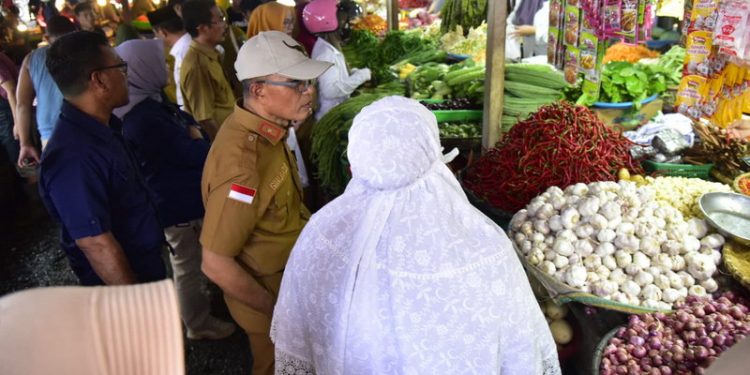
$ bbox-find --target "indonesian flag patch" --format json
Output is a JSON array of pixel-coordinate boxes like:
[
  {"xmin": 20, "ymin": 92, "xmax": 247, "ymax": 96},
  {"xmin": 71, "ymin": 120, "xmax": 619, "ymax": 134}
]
[{"xmin": 228, "ymin": 183, "xmax": 256, "ymax": 205}]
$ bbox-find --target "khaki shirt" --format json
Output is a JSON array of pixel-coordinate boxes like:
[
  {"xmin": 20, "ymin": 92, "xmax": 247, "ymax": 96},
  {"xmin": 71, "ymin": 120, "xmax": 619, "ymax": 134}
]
[
  {"xmin": 200, "ymin": 102, "xmax": 310, "ymax": 277},
  {"xmin": 179, "ymin": 41, "xmax": 235, "ymax": 125}
]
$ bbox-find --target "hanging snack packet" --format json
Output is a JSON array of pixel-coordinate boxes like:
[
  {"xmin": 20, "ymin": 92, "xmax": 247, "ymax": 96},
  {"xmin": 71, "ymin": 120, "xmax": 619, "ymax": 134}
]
[
  {"xmin": 582, "ymin": 40, "xmax": 606, "ymax": 99},
  {"xmin": 564, "ymin": 46, "xmax": 580, "ymax": 84},
  {"xmin": 638, "ymin": 0, "xmax": 654, "ymax": 42},
  {"xmin": 681, "ymin": 0, "xmax": 694, "ymax": 45},
  {"xmin": 713, "ymin": 0, "xmax": 750, "ymax": 57},
  {"xmin": 550, "ymin": 0, "xmax": 564, "ymax": 29},
  {"xmin": 684, "ymin": 30, "xmax": 713, "ymax": 76},
  {"xmin": 689, "ymin": 0, "xmax": 719, "ymax": 32},
  {"xmin": 547, "ymin": 27, "xmax": 560, "ymax": 66},
  {"xmin": 604, "ymin": 0, "xmax": 622, "ymax": 36},
  {"xmin": 676, "ymin": 75, "xmax": 709, "ymax": 119},
  {"xmin": 564, "ymin": 5, "xmax": 581, "ymax": 46},
  {"xmin": 579, "ymin": 33, "xmax": 599, "ymax": 76},
  {"xmin": 621, "ymin": 0, "xmax": 640, "ymax": 42}
]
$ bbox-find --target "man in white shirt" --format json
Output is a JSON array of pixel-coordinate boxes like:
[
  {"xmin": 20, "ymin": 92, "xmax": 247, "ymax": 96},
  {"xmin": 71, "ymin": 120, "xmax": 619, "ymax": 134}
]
[{"xmin": 163, "ymin": 0, "xmax": 192, "ymax": 107}]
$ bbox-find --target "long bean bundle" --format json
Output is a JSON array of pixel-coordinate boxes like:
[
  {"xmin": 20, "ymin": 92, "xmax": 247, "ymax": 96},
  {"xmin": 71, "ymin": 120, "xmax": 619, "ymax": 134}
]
[
  {"xmin": 464, "ymin": 102, "xmax": 642, "ymax": 212},
  {"xmin": 312, "ymin": 94, "xmax": 385, "ymax": 196}
]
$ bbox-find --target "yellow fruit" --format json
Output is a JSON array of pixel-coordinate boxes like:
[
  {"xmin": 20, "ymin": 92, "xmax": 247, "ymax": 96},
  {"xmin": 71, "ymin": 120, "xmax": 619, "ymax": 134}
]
[{"xmin": 618, "ymin": 168, "xmax": 631, "ymax": 181}]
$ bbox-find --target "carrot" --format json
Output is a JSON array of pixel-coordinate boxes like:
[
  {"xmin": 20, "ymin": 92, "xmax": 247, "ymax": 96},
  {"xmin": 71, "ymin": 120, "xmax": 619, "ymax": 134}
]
[{"xmin": 603, "ymin": 42, "xmax": 660, "ymax": 64}]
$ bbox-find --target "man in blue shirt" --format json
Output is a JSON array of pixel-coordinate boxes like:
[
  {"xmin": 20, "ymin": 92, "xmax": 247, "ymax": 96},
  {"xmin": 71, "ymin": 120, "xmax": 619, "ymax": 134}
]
[{"xmin": 39, "ymin": 31, "xmax": 166, "ymax": 285}]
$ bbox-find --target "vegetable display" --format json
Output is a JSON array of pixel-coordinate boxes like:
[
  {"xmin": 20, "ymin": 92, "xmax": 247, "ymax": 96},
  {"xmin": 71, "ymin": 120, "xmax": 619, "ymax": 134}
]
[
  {"xmin": 439, "ymin": 23, "xmax": 487, "ymax": 64},
  {"xmin": 439, "ymin": 122, "xmax": 481, "ymax": 138},
  {"xmin": 420, "ymin": 98, "xmax": 479, "ymax": 110},
  {"xmin": 541, "ymin": 301, "xmax": 574, "ymax": 345},
  {"xmin": 641, "ymin": 176, "xmax": 732, "ymax": 219},
  {"xmin": 409, "ymin": 61, "xmax": 485, "ymax": 102},
  {"xmin": 463, "ymin": 102, "xmax": 641, "ymax": 213},
  {"xmin": 343, "ymin": 30, "xmax": 434, "ymax": 85},
  {"xmin": 312, "ymin": 94, "xmax": 386, "ymax": 196},
  {"xmin": 501, "ymin": 64, "xmax": 568, "ymax": 131},
  {"xmin": 440, "ymin": 0, "xmax": 488, "ymax": 35},
  {"xmin": 351, "ymin": 14, "xmax": 387, "ymax": 35},
  {"xmin": 602, "ymin": 43, "xmax": 660, "ymax": 64},
  {"xmin": 599, "ymin": 293, "xmax": 750, "ymax": 374},
  {"xmin": 511, "ymin": 180, "xmax": 725, "ymax": 310},
  {"xmin": 577, "ymin": 46, "xmax": 684, "ymax": 106}
]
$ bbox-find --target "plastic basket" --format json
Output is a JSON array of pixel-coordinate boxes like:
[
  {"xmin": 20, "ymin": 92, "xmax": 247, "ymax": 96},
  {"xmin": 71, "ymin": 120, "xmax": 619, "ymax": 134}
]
[
  {"xmin": 592, "ymin": 326, "xmax": 622, "ymax": 375},
  {"xmin": 436, "ymin": 110, "xmax": 483, "ymax": 153},
  {"xmin": 433, "ymin": 110, "xmax": 483, "ymax": 123},
  {"xmin": 643, "ymin": 160, "xmax": 714, "ymax": 179}
]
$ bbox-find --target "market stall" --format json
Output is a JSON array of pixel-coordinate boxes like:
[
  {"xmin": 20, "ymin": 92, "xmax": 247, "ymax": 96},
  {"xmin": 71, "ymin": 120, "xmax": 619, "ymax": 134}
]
[{"xmin": 315, "ymin": 0, "xmax": 750, "ymax": 372}]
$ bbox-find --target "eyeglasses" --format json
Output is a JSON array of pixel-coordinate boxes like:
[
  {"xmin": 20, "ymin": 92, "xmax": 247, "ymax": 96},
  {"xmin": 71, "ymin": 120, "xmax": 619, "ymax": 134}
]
[
  {"xmin": 256, "ymin": 79, "xmax": 314, "ymax": 93},
  {"xmin": 91, "ymin": 62, "xmax": 128, "ymax": 75},
  {"xmin": 211, "ymin": 15, "xmax": 227, "ymax": 25}
]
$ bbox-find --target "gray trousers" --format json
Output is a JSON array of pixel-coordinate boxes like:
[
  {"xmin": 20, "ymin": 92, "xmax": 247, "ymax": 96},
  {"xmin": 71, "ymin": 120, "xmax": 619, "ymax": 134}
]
[{"xmin": 164, "ymin": 219, "xmax": 212, "ymax": 331}]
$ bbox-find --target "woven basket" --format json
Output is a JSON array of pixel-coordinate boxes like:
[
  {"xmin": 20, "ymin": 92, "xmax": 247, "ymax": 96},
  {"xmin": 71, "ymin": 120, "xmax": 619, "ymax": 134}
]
[
  {"xmin": 723, "ymin": 240, "xmax": 750, "ymax": 290},
  {"xmin": 513, "ymin": 243, "xmax": 671, "ymax": 315}
]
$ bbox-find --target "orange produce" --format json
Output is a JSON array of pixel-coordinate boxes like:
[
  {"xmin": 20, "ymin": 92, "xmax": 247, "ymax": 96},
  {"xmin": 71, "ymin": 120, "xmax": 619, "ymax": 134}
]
[{"xmin": 603, "ymin": 42, "xmax": 660, "ymax": 64}]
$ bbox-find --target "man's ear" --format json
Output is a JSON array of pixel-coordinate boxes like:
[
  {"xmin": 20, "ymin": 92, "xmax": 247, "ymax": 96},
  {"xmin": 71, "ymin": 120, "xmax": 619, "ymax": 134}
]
[
  {"xmin": 196, "ymin": 23, "xmax": 210, "ymax": 36},
  {"xmin": 251, "ymin": 81, "xmax": 265, "ymax": 100}
]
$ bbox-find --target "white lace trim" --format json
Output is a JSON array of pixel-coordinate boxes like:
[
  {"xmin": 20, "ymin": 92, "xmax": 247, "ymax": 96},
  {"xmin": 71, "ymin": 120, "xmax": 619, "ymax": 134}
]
[{"xmin": 275, "ymin": 351, "xmax": 314, "ymax": 375}]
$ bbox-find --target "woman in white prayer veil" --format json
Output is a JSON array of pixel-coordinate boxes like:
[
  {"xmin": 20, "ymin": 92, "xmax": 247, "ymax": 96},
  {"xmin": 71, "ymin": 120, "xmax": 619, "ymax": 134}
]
[{"xmin": 271, "ymin": 96, "xmax": 561, "ymax": 375}]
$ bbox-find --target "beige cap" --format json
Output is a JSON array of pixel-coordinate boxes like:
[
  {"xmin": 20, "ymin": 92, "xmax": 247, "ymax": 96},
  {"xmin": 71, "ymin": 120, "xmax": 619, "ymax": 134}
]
[{"xmin": 235, "ymin": 30, "xmax": 333, "ymax": 81}]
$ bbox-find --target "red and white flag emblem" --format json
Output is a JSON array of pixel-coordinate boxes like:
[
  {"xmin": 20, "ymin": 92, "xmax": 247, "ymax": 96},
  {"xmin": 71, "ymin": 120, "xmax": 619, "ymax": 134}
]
[{"xmin": 228, "ymin": 184, "xmax": 256, "ymax": 204}]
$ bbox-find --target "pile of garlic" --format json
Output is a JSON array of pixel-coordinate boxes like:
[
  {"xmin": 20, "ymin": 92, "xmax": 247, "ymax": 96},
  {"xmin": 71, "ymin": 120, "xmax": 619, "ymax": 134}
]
[
  {"xmin": 644, "ymin": 176, "xmax": 731, "ymax": 219},
  {"xmin": 511, "ymin": 181, "xmax": 725, "ymax": 310}
]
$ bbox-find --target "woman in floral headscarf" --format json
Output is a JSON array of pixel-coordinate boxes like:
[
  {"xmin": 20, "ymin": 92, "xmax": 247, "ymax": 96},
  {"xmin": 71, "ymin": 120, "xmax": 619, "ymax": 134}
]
[{"xmin": 272, "ymin": 96, "xmax": 561, "ymax": 375}]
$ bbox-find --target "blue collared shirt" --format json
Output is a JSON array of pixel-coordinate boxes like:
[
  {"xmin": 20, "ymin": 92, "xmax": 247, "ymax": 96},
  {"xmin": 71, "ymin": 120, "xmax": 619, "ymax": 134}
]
[
  {"xmin": 39, "ymin": 101, "xmax": 166, "ymax": 285},
  {"xmin": 121, "ymin": 98, "xmax": 209, "ymax": 227}
]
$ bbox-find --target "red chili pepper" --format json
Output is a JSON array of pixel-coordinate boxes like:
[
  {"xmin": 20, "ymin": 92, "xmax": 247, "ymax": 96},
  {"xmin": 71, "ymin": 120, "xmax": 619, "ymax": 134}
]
[{"xmin": 463, "ymin": 102, "xmax": 643, "ymax": 212}]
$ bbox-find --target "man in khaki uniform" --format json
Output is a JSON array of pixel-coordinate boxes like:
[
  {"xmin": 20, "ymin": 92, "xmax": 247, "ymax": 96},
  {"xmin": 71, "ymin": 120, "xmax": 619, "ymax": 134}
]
[
  {"xmin": 180, "ymin": 0, "xmax": 235, "ymax": 140},
  {"xmin": 200, "ymin": 31, "xmax": 332, "ymax": 375}
]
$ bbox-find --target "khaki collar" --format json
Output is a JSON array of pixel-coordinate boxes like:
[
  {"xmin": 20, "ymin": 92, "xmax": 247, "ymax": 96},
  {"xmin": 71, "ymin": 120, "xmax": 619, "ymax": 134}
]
[
  {"xmin": 189, "ymin": 40, "xmax": 220, "ymax": 60},
  {"xmin": 231, "ymin": 102, "xmax": 287, "ymax": 145}
]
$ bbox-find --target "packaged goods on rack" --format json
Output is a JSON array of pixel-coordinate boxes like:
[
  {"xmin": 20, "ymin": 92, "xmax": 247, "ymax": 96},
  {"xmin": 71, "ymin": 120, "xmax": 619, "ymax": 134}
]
[
  {"xmin": 548, "ymin": 0, "xmax": 656, "ymax": 100},
  {"xmin": 675, "ymin": 0, "xmax": 750, "ymax": 127}
]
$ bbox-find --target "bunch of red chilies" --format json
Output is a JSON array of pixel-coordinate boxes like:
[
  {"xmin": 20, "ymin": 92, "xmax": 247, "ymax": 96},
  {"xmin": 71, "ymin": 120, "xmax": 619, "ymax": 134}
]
[{"xmin": 464, "ymin": 102, "xmax": 642, "ymax": 213}]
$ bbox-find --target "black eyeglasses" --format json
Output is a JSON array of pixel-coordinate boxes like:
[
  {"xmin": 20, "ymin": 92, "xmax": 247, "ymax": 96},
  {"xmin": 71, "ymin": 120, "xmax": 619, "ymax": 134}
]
[
  {"xmin": 211, "ymin": 15, "xmax": 227, "ymax": 25},
  {"xmin": 91, "ymin": 62, "xmax": 128, "ymax": 75},
  {"xmin": 256, "ymin": 79, "xmax": 314, "ymax": 93}
]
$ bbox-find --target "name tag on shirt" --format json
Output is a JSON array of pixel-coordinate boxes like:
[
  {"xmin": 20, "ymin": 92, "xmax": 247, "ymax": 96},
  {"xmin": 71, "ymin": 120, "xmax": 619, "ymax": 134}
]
[{"xmin": 228, "ymin": 183, "xmax": 256, "ymax": 205}]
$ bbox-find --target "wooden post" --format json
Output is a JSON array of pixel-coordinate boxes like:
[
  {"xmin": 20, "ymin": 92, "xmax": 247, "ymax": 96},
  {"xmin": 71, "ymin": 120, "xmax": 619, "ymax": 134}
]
[
  {"xmin": 386, "ymin": 0, "xmax": 399, "ymax": 31},
  {"xmin": 482, "ymin": 0, "xmax": 508, "ymax": 150}
]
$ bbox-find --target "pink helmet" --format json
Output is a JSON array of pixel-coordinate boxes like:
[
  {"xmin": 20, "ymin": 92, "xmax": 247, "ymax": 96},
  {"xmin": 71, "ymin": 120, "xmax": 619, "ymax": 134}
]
[{"xmin": 303, "ymin": 0, "xmax": 338, "ymax": 34}]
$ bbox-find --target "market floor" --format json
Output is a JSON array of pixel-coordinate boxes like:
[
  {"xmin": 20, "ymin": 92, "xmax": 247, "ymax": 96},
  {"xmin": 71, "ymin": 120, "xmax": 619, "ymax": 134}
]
[{"xmin": 0, "ymin": 185, "xmax": 252, "ymax": 375}]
